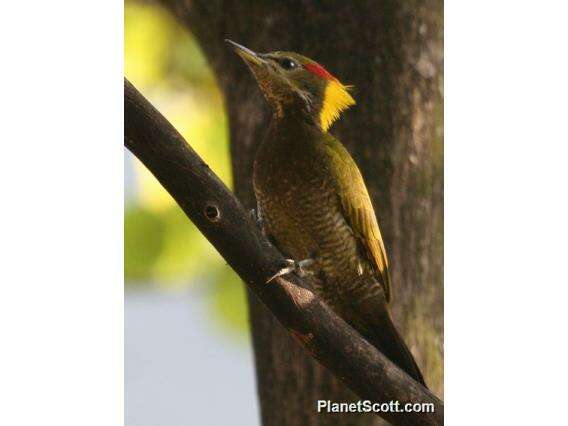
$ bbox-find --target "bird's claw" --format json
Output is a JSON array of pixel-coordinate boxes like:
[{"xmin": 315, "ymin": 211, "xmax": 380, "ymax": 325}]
[
  {"xmin": 250, "ymin": 207, "xmax": 267, "ymax": 233},
  {"xmin": 266, "ymin": 258, "xmax": 315, "ymax": 283},
  {"xmin": 250, "ymin": 208, "xmax": 261, "ymax": 226}
]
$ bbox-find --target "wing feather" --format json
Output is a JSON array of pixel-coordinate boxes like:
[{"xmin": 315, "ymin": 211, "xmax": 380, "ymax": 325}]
[{"xmin": 322, "ymin": 138, "xmax": 392, "ymax": 303}]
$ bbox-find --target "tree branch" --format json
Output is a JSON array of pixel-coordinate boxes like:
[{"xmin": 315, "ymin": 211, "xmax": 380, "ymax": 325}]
[{"xmin": 124, "ymin": 78, "xmax": 443, "ymax": 426}]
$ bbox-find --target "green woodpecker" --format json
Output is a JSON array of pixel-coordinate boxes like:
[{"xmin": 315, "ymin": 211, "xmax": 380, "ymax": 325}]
[{"xmin": 227, "ymin": 40, "xmax": 426, "ymax": 387}]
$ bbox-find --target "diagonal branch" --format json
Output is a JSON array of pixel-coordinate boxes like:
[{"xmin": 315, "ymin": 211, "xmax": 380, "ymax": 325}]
[{"xmin": 124, "ymin": 78, "xmax": 443, "ymax": 426}]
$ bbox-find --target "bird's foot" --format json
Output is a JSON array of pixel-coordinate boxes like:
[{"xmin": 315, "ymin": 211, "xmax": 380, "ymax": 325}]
[
  {"xmin": 250, "ymin": 208, "xmax": 265, "ymax": 230},
  {"xmin": 266, "ymin": 258, "xmax": 315, "ymax": 283},
  {"xmin": 250, "ymin": 208, "xmax": 260, "ymax": 226}
]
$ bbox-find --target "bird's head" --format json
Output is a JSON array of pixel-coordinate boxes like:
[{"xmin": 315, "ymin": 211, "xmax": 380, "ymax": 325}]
[{"xmin": 226, "ymin": 40, "xmax": 355, "ymax": 132}]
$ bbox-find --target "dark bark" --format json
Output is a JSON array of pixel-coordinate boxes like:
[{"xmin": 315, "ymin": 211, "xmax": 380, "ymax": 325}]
[
  {"xmin": 125, "ymin": 79, "xmax": 443, "ymax": 426},
  {"xmin": 157, "ymin": 1, "xmax": 443, "ymax": 424}
]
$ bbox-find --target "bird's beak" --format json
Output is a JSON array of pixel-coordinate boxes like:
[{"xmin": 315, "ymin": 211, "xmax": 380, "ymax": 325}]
[{"xmin": 225, "ymin": 39, "xmax": 266, "ymax": 67}]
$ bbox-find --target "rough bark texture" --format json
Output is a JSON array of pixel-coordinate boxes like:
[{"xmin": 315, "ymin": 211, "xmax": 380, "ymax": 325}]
[{"xmin": 158, "ymin": 1, "xmax": 443, "ymax": 425}]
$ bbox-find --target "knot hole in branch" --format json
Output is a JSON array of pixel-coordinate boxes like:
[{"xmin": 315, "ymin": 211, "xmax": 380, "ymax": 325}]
[{"xmin": 204, "ymin": 202, "xmax": 221, "ymax": 222}]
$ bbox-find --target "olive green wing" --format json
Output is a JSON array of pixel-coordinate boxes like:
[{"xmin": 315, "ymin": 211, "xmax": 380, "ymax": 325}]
[{"xmin": 322, "ymin": 137, "xmax": 392, "ymax": 303}]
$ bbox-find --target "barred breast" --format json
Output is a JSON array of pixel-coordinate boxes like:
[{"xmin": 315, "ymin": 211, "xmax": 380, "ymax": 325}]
[{"xmin": 253, "ymin": 146, "xmax": 383, "ymax": 314}]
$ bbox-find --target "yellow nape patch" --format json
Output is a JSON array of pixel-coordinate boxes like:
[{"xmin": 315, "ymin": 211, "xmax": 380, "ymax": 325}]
[{"xmin": 319, "ymin": 80, "xmax": 356, "ymax": 131}]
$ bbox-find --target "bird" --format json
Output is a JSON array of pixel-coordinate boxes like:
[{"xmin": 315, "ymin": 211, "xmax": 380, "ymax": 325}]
[{"xmin": 226, "ymin": 39, "xmax": 427, "ymax": 387}]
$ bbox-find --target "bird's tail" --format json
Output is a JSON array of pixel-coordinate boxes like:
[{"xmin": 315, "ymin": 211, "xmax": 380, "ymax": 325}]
[{"xmin": 362, "ymin": 310, "xmax": 427, "ymax": 388}]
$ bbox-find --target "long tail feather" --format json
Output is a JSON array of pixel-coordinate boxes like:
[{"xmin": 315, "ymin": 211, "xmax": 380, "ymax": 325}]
[{"xmin": 361, "ymin": 310, "xmax": 427, "ymax": 387}]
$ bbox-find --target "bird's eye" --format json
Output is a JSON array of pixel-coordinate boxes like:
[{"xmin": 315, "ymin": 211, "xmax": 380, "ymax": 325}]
[{"xmin": 279, "ymin": 58, "xmax": 297, "ymax": 70}]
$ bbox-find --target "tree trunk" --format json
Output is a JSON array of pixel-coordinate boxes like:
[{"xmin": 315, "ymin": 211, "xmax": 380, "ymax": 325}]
[{"xmin": 160, "ymin": 1, "xmax": 443, "ymax": 424}]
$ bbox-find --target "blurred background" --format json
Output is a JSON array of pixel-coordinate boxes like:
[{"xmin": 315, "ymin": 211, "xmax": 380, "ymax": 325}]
[{"xmin": 125, "ymin": 2, "xmax": 259, "ymax": 424}]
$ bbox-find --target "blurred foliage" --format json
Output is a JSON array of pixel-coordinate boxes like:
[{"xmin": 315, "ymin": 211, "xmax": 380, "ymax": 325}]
[
  {"xmin": 125, "ymin": 1, "xmax": 248, "ymax": 340},
  {"xmin": 124, "ymin": 207, "xmax": 165, "ymax": 280}
]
